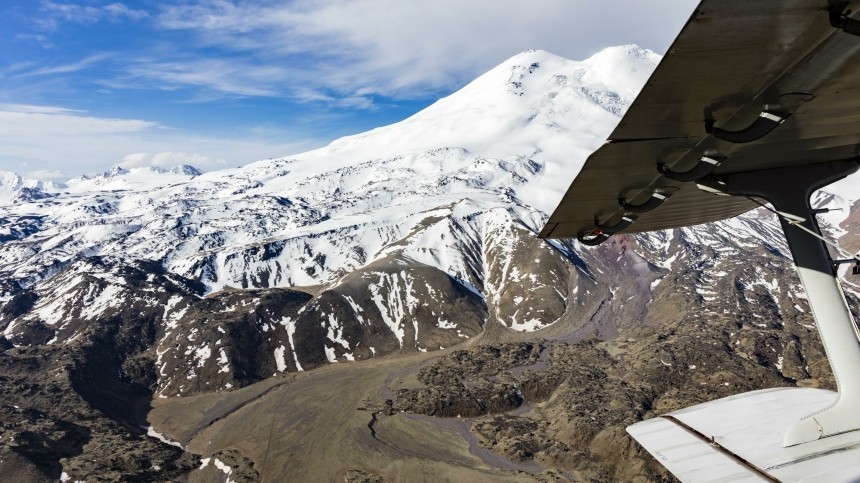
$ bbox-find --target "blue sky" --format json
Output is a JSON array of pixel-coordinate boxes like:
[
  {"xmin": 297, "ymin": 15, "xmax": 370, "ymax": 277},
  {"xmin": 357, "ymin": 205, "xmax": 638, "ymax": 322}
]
[{"xmin": 1, "ymin": 0, "xmax": 697, "ymax": 180}]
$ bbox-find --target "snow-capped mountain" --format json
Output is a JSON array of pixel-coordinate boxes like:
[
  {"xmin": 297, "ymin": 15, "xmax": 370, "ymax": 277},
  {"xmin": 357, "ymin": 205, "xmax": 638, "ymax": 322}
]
[
  {"xmin": 0, "ymin": 171, "xmax": 63, "ymax": 206},
  {"xmin": 1, "ymin": 45, "xmax": 858, "ymax": 397}
]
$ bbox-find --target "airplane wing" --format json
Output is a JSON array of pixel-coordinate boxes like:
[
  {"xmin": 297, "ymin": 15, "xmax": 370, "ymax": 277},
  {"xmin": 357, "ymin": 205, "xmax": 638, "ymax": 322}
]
[
  {"xmin": 539, "ymin": 1, "xmax": 860, "ymax": 481},
  {"xmin": 628, "ymin": 388, "xmax": 860, "ymax": 482},
  {"xmin": 540, "ymin": 0, "xmax": 860, "ymax": 241}
]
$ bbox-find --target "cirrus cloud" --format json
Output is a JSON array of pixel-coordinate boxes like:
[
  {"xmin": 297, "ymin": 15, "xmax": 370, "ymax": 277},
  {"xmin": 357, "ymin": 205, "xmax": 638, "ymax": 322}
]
[
  {"xmin": 152, "ymin": 0, "xmax": 697, "ymax": 100},
  {"xmin": 119, "ymin": 151, "xmax": 226, "ymax": 169},
  {"xmin": 37, "ymin": 1, "xmax": 149, "ymax": 29}
]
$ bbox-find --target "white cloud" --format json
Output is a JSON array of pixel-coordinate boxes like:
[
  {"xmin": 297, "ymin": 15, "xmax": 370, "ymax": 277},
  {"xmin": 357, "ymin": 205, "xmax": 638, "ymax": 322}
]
[
  {"xmin": 0, "ymin": 104, "xmax": 322, "ymax": 178},
  {"xmin": 15, "ymin": 33, "xmax": 53, "ymax": 49},
  {"xmin": 124, "ymin": 58, "xmax": 288, "ymax": 97},
  {"xmin": 0, "ymin": 104, "xmax": 84, "ymax": 115},
  {"xmin": 102, "ymin": 3, "xmax": 149, "ymax": 20},
  {"xmin": 337, "ymin": 96, "xmax": 374, "ymax": 110},
  {"xmin": 119, "ymin": 152, "xmax": 226, "ymax": 169},
  {"xmin": 25, "ymin": 169, "xmax": 68, "ymax": 182},
  {"xmin": 153, "ymin": 0, "xmax": 698, "ymax": 100},
  {"xmin": 14, "ymin": 53, "xmax": 113, "ymax": 78},
  {"xmin": 0, "ymin": 108, "xmax": 156, "ymax": 136},
  {"xmin": 37, "ymin": 2, "xmax": 149, "ymax": 29}
]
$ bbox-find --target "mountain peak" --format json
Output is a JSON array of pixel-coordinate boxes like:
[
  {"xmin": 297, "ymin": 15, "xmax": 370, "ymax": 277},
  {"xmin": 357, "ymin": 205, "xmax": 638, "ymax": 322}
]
[
  {"xmin": 0, "ymin": 170, "xmax": 23, "ymax": 190},
  {"xmin": 170, "ymin": 165, "xmax": 202, "ymax": 176},
  {"xmin": 0, "ymin": 171, "xmax": 61, "ymax": 205},
  {"xmin": 103, "ymin": 166, "xmax": 131, "ymax": 177},
  {"xmin": 500, "ymin": 48, "xmax": 565, "ymax": 65},
  {"xmin": 585, "ymin": 44, "xmax": 658, "ymax": 62},
  {"xmin": 286, "ymin": 45, "xmax": 661, "ymax": 213},
  {"xmin": 578, "ymin": 44, "xmax": 661, "ymax": 96}
]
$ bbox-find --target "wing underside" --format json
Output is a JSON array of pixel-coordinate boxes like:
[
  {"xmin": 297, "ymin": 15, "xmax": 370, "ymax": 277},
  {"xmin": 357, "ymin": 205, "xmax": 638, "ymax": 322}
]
[{"xmin": 540, "ymin": 0, "xmax": 860, "ymax": 239}]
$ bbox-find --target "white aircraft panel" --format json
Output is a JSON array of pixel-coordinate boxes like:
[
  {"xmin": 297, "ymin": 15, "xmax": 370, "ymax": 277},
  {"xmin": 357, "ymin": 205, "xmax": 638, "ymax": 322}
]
[
  {"xmin": 628, "ymin": 417, "xmax": 766, "ymax": 482},
  {"xmin": 628, "ymin": 387, "xmax": 860, "ymax": 482}
]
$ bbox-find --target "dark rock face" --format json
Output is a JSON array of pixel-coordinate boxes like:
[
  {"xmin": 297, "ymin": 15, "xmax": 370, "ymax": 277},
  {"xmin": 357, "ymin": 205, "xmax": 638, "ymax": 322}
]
[
  {"xmin": 152, "ymin": 256, "xmax": 487, "ymax": 397},
  {"xmin": 396, "ymin": 331, "xmax": 818, "ymax": 482},
  {"xmin": 483, "ymin": 218, "xmax": 573, "ymax": 331},
  {"xmin": 155, "ymin": 288, "xmax": 314, "ymax": 396},
  {"xmin": 1, "ymin": 289, "xmax": 37, "ymax": 321},
  {"xmin": 0, "ymin": 342, "xmax": 198, "ymax": 482},
  {"xmin": 840, "ymin": 199, "xmax": 860, "ymax": 254},
  {"xmin": 396, "ymin": 343, "xmax": 543, "ymax": 418},
  {"xmin": 10, "ymin": 319, "xmax": 54, "ymax": 345},
  {"xmin": 397, "ymin": 378, "xmax": 524, "ymax": 418},
  {"xmin": 302, "ymin": 256, "xmax": 488, "ymax": 361},
  {"xmin": 1, "ymin": 254, "xmax": 487, "ymax": 399}
]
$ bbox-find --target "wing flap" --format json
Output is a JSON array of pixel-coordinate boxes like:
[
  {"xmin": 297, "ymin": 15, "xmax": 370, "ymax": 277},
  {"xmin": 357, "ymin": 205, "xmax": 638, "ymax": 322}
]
[
  {"xmin": 627, "ymin": 417, "xmax": 768, "ymax": 482},
  {"xmin": 627, "ymin": 388, "xmax": 860, "ymax": 482}
]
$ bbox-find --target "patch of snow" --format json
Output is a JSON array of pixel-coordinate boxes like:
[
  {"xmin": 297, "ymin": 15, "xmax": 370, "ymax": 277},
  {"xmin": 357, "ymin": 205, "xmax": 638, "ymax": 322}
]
[
  {"xmin": 510, "ymin": 318, "xmax": 548, "ymax": 332},
  {"xmin": 279, "ymin": 317, "xmax": 303, "ymax": 371},
  {"xmin": 274, "ymin": 345, "xmax": 287, "ymax": 372},
  {"xmin": 324, "ymin": 345, "xmax": 337, "ymax": 363},
  {"xmin": 145, "ymin": 425, "xmax": 185, "ymax": 449},
  {"xmin": 213, "ymin": 458, "xmax": 235, "ymax": 483},
  {"xmin": 192, "ymin": 344, "xmax": 211, "ymax": 368},
  {"xmin": 217, "ymin": 348, "xmax": 230, "ymax": 373}
]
